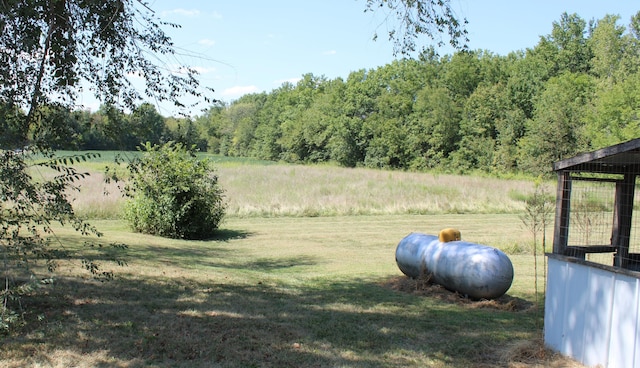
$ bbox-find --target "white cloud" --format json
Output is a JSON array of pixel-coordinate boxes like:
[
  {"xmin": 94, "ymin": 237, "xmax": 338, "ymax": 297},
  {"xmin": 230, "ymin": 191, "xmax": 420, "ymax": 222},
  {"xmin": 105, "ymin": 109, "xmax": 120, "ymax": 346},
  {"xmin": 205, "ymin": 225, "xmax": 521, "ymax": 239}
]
[
  {"xmin": 221, "ymin": 85, "xmax": 260, "ymax": 98},
  {"xmin": 162, "ymin": 8, "xmax": 201, "ymax": 17},
  {"xmin": 211, "ymin": 11, "xmax": 223, "ymax": 19},
  {"xmin": 323, "ymin": 50, "xmax": 337, "ymax": 55},
  {"xmin": 198, "ymin": 39, "xmax": 216, "ymax": 47}
]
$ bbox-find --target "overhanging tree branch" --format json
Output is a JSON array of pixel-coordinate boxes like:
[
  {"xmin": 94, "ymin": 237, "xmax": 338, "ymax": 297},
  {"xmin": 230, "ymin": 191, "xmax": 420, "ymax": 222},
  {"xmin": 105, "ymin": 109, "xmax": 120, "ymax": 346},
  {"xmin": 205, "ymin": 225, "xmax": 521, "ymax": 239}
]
[{"xmin": 365, "ymin": 0, "xmax": 469, "ymax": 56}]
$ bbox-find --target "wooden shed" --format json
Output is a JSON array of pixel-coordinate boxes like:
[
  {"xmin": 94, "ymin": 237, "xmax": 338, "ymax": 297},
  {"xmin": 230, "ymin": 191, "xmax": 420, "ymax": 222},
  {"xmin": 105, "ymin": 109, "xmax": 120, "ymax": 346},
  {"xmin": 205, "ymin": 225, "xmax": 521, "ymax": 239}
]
[{"xmin": 545, "ymin": 138, "xmax": 640, "ymax": 367}]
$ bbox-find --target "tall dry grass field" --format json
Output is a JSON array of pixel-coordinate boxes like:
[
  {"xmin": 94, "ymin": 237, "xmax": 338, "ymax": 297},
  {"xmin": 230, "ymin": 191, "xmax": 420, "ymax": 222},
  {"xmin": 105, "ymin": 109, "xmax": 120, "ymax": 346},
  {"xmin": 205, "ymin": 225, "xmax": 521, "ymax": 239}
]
[
  {"xmin": 219, "ymin": 164, "xmax": 539, "ymax": 217},
  {"xmin": 67, "ymin": 173, "xmax": 124, "ymax": 219},
  {"xmin": 55, "ymin": 160, "xmax": 544, "ymax": 220}
]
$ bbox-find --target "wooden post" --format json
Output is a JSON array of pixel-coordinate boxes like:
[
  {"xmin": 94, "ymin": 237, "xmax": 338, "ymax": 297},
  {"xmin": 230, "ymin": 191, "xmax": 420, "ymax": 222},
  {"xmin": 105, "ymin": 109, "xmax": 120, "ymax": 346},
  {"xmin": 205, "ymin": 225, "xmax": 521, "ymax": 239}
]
[
  {"xmin": 613, "ymin": 174, "xmax": 636, "ymax": 268},
  {"xmin": 553, "ymin": 171, "xmax": 572, "ymax": 255}
]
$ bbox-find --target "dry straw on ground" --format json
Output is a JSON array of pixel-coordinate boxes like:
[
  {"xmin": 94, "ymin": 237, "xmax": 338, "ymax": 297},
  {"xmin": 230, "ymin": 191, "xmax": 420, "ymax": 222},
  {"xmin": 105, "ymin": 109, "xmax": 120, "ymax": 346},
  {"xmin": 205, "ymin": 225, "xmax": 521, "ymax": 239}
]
[
  {"xmin": 382, "ymin": 275, "xmax": 585, "ymax": 367},
  {"xmin": 380, "ymin": 275, "xmax": 532, "ymax": 311}
]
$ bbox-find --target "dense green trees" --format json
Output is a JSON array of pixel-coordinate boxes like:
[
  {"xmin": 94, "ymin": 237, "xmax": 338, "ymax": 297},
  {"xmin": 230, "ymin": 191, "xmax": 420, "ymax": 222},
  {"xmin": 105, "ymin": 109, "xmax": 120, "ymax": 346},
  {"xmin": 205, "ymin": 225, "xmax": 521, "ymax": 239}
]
[
  {"xmin": 196, "ymin": 12, "xmax": 640, "ymax": 174},
  {"xmin": 0, "ymin": 0, "xmax": 211, "ymax": 152},
  {"xmin": 2, "ymin": 8, "xmax": 639, "ymax": 177},
  {"xmin": 8, "ymin": 11, "xmax": 637, "ymax": 176}
]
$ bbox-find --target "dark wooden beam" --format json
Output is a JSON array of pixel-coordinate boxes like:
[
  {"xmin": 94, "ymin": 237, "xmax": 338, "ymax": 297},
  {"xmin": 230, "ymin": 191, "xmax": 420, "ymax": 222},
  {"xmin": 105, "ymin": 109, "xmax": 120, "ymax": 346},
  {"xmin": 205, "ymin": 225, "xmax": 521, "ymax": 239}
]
[
  {"xmin": 553, "ymin": 171, "xmax": 572, "ymax": 255},
  {"xmin": 613, "ymin": 173, "xmax": 636, "ymax": 268},
  {"xmin": 554, "ymin": 138, "xmax": 640, "ymax": 171}
]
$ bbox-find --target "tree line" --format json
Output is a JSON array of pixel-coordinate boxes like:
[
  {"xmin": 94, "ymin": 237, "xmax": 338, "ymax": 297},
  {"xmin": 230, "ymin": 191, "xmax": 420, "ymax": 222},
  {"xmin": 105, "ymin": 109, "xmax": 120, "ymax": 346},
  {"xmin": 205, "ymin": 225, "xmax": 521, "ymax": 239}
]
[
  {"xmin": 201, "ymin": 12, "xmax": 640, "ymax": 175},
  {"xmin": 4, "ymin": 12, "xmax": 639, "ymax": 176},
  {"xmin": 0, "ymin": 102, "xmax": 207, "ymax": 152}
]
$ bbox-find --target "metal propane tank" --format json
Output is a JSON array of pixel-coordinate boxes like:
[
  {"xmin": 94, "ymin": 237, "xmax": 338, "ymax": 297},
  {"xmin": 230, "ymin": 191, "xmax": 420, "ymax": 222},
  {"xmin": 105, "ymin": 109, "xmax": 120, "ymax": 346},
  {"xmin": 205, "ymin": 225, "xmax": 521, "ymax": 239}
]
[{"xmin": 395, "ymin": 231, "xmax": 514, "ymax": 299}]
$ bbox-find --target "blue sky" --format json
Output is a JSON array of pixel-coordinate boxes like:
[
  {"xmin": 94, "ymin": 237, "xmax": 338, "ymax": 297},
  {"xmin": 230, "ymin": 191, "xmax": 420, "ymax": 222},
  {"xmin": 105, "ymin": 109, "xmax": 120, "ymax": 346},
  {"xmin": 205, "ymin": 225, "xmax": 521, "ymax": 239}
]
[{"xmin": 80, "ymin": 1, "xmax": 640, "ymax": 116}]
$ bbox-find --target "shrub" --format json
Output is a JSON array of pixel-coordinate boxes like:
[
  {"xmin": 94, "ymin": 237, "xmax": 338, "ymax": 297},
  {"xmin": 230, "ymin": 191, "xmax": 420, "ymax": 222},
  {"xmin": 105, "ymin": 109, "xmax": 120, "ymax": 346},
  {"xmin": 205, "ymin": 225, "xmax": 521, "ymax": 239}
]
[{"xmin": 123, "ymin": 142, "xmax": 226, "ymax": 239}]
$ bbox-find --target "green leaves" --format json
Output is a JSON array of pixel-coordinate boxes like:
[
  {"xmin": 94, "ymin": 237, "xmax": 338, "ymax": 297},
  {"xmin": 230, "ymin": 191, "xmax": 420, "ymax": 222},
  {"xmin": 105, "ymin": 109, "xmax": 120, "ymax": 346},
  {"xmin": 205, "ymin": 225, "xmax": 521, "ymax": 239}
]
[
  {"xmin": 197, "ymin": 11, "xmax": 640, "ymax": 176},
  {"xmin": 124, "ymin": 142, "xmax": 226, "ymax": 240},
  {"xmin": 0, "ymin": 150, "xmax": 121, "ymax": 331},
  {"xmin": 365, "ymin": 0, "xmax": 469, "ymax": 56},
  {"xmin": 0, "ymin": 0, "xmax": 211, "ymax": 154}
]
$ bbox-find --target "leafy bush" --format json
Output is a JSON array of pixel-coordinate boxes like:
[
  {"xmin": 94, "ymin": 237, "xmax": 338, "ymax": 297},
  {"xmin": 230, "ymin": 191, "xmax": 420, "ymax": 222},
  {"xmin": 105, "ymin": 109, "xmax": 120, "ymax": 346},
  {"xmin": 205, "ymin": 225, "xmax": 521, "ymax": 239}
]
[{"xmin": 124, "ymin": 142, "xmax": 226, "ymax": 239}]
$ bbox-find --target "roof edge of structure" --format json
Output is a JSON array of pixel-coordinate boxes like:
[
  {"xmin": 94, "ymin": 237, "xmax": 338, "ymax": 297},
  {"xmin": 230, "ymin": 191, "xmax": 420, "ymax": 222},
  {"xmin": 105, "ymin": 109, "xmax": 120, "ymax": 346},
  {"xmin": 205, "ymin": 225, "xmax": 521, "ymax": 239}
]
[{"xmin": 553, "ymin": 138, "xmax": 640, "ymax": 172}]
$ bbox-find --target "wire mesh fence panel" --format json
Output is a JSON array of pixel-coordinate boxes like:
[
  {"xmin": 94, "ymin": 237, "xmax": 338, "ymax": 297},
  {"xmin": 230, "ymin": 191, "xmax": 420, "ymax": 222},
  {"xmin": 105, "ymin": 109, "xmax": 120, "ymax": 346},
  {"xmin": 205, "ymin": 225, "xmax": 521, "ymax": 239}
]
[
  {"xmin": 565, "ymin": 177, "xmax": 617, "ymax": 267},
  {"xmin": 553, "ymin": 139, "xmax": 640, "ymax": 272},
  {"xmin": 567, "ymin": 179, "xmax": 616, "ymax": 247}
]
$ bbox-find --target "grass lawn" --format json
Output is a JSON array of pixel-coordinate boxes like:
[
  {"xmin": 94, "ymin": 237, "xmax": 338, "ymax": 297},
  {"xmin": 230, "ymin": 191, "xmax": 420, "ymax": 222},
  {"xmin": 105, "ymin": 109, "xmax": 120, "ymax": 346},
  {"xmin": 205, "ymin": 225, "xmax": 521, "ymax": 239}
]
[
  {"xmin": 2, "ymin": 154, "xmax": 581, "ymax": 367},
  {"xmin": 1, "ymin": 215, "xmax": 580, "ymax": 367}
]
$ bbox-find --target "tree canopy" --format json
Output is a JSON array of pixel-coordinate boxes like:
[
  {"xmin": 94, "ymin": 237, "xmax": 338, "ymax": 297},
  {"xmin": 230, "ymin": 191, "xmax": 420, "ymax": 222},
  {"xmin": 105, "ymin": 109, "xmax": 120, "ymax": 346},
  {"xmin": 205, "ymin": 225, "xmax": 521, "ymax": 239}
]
[
  {"xmin": 190, "ymin": 12, "xmax": 640, "ymax": 175},
  {"xmin": 5, "ymin": 7, "xmax": 638, "ymax": 177},
  {"xmin": 0, "ymin": 0, "xmax": 212, "ymax": 150},
  {"xmin": 0, "ymin": 0, "xmax": 213, "ymax": 331}
]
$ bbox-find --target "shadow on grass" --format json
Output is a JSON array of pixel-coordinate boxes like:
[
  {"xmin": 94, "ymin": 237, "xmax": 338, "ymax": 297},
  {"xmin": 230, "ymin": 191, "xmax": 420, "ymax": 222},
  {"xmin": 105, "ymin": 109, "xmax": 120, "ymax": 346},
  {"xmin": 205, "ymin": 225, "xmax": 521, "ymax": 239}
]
[
  {"xmin": 203, "ymin": 228, "xmax": 253, "ymax": 242},
  {"xmin": 4, "ymin": 225, "xmax": 546, "ymax": 367},
  {"xmin": 48, "ymin": 227, "xmax": 256, "ymax": 270},
  {"xmin": 225, "ymin": 256, "xmax": 320, "ymax": 271},
  {"xmin": 2, "ymin": 272, "xmax": 544, "ymax": 368}
]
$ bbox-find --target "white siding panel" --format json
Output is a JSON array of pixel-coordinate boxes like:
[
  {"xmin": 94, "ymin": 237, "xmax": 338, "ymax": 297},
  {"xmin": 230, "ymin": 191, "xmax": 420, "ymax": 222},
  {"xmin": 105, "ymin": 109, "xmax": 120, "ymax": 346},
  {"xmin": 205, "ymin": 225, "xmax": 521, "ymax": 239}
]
[
  {"xmin": 582, "ymin": 267, "xmax": 614, "ymax": 367},
  {"xmin": 608, "ymin": 275, "xmax": 639, "ymax": 368},
  {"xmin": 562, "ymin": 262, "xmax": 589, "ymax": 360},
  {"xmin": 545, "ymin": 258, "xmax": 567, "ymax": 350},
  {"xmin": 635, "ymin": 286, "xmax": 640, "ymax": 368},
  {"xmin": 545, "ymin": 257, "xmax": 640, "ymax": 368}
]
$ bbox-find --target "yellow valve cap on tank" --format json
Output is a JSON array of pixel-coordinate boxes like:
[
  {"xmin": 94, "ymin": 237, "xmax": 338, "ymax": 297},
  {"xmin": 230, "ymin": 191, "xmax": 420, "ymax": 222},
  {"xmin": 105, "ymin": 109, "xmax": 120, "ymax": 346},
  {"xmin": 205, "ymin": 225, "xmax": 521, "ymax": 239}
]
[{"xmin": 438, "ymin": 228, "xmax": 461, "ymax": 242}]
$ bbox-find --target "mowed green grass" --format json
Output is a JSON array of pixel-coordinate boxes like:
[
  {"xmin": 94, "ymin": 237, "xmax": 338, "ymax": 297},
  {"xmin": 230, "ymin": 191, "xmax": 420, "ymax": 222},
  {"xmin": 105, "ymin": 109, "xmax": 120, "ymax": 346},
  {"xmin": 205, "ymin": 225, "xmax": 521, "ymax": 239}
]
[{"xmin": 2, "ymin": 153, "xmax": 582, "ymax": 367}]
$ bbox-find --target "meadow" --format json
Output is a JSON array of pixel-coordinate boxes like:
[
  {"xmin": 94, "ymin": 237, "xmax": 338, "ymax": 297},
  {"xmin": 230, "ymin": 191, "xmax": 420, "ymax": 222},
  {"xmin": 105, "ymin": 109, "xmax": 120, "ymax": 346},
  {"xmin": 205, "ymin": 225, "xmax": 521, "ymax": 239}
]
[
  {"xmin": 0, "ymin": 152, "xmax": 583, "ymax": 367},
  {"xmin": 64, "ymin": 151, "xmax": 541, "ymax": 221}
]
